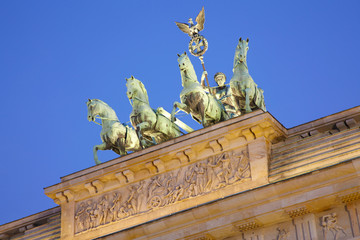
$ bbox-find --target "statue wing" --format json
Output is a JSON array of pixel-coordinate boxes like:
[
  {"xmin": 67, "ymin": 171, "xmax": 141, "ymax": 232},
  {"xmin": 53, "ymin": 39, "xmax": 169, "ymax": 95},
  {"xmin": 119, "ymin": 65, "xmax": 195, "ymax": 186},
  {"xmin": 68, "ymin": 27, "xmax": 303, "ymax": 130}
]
[
  {"xmin": 175, "ymin": 22, "xmax": 190, "ymax": 35},
  {"xmin": 195, "ymin": 7, "xmax": 205, "ymax": 31}
]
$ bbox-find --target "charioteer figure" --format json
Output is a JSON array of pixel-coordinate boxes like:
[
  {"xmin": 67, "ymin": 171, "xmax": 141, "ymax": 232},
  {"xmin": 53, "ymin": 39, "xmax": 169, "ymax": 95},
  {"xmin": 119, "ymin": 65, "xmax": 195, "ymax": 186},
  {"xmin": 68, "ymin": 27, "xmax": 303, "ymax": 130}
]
[{"xmin": 200, "ymin": 71, "xmax": 238, "ymax": 118}]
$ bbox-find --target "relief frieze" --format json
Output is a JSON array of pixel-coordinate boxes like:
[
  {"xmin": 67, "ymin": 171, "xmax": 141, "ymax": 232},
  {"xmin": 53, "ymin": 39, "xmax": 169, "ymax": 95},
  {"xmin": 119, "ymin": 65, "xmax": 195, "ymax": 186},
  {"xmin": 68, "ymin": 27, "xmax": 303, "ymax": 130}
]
[{"xmin": 74, "ymin": 149, "xmax": 250, "ymax": 234}]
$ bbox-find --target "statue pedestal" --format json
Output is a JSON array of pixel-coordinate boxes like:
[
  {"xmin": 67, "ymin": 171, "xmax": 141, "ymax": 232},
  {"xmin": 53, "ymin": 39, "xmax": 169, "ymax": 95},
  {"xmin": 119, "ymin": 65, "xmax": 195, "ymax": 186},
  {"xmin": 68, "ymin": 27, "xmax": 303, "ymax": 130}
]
[{"xmin": 45, "ymin": 110, "xmax": 285, "ymax": 239}]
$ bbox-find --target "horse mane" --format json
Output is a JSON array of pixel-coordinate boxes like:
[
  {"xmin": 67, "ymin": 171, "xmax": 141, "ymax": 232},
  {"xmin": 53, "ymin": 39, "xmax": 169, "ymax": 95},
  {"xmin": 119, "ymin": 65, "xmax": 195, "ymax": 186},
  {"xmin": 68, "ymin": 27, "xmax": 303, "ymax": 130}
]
[
  {"xmin": 138, "ymin": 81, "xmax": 149, "ymax": 103},
  {"xmin": 233, "ymin": 41, "xmax": 249, "ymax": 72},
  {"xmin": 90, "ymin": 99, "xmax": 117, "ymax": 117},
  {"xmin": 92, "ymin": 99, "xmax": 108, "ymax": 106},
  {"xmin": 179, "ymin": 54, "xmax": 198, "ymax": 83},
  {"xmin": 130, "ymin": 79, "xmax": 149, "ymax": 103}
]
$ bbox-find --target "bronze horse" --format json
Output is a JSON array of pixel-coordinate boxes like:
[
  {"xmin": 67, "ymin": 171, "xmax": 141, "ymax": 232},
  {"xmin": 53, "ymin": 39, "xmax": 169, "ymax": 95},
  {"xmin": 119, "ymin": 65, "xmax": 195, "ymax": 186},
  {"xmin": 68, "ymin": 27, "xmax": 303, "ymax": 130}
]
[
  {"xmin": 230, "ymin": 38, "xmax": 266, "ymax": 115},
  {"xmin": 171, "ymin": 52, "xmax": 229, "ymax": 127},
  {"xmin": 126, "ymin": 76, "xmax": 183, "ymax": 147}
]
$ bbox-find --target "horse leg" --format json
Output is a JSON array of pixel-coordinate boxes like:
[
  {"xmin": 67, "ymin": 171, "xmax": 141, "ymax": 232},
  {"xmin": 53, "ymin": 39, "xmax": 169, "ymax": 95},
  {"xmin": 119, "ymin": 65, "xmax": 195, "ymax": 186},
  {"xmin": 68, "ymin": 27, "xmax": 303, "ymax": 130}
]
[
  {"xmin": 196, "ymin": 97, "xmax": 209, "ymax": 127},
  {"xmin": 136, "ymin": 122, "xmax": 153, "ymax": 148},
  {"xmin": 230, "ymin": 95, "xmax": 241, "ymax": 116},
  {"xmin": 245, "ymin": 88, "xmax": 252, "ymax": 113},
  {"xmin": 93, "ymin": 142, "xmax": 108, "ymax": 165},
  {"xmin": 230, "ymin": 85, "xmax": 242, "ymax": 116},
  {"xmin": 171, "ymin": 102, "xmax": 179, "ymax": 122},
  {"xmin": 171, "ymin": 101, "xmax": 190, "ymax": 122},
  {"xmin": 135, "ymin": 126, "xmax": 145, "ymax": 149},
  {"xmin": 221, "ymin": 107, "xmax": 230, "ymax": 121},
  {"xmin": 199, "ymin": 103, "xmax": 208, "ymax": 127},
  {"xmin": 117, "ymin": 139, "xmax": 127, "ymax": 156}
]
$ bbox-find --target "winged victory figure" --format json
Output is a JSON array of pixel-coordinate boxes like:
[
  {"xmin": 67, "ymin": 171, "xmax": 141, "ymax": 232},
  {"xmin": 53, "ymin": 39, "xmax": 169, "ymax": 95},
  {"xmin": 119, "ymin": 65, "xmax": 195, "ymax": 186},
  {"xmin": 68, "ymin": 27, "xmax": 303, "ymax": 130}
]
[{"xmin": 175, "ymin": 7, "xmax": 205, "ymax": 38}]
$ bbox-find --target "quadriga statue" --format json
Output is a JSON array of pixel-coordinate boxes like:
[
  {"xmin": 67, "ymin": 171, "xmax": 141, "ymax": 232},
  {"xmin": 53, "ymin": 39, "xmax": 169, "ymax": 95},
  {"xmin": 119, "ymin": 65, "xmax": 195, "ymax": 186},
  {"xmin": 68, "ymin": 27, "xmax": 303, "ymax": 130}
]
[
  {"xmin": 126, "ymin": 76, "xmax": 183, "ymax": 147},
  {"xmin": 86, "ymin": 99, "xmax": 142, "ymax": 165},
  {"xmin": 171, "ymin": 52, "xmax": 229, "ymax": 127},
  {"xmin": 230, "ymin": 38, "xmax": 266, "ymax": 115}
]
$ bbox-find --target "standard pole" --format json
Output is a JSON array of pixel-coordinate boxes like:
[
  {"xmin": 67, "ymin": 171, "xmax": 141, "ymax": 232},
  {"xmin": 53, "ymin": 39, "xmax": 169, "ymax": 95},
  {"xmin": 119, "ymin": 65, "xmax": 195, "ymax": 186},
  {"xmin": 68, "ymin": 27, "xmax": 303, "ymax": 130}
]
[{"xmin": 199, "ymin": 56, "xmax": 211, "ymax": 87}]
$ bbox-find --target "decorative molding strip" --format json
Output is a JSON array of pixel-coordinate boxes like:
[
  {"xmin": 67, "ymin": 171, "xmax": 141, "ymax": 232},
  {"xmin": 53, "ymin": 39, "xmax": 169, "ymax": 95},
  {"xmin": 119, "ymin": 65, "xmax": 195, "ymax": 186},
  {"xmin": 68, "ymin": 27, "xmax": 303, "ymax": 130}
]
[
  {"xmin": 185, "ymin": 233, "xmax": 214, "ymax": 240},
  {"xmin": 122, "ymin": 170, "xmax": 134, "ymax": 183},
  {"xmin": 145, "ymin": 161, "xmax": 158, "ymax": 174},
  {"xmin": 251, "ymin": 125, "xmax": 264, "ymax": 138},
  {"xmin": 217, "ymin": 137, "xmax": 229, "ymax": 151},
  {"xmin": 63, "ymin": 190, "xmax": 74, "ymax": 202},
  {"xmin": 242, "ymin": 128, "xmax": 255, "ymax": 141},
  {"xmin": 184, "ymin": 148, "xmax": 196, "ymax": 161},
  {"xmin": 234, "ymin": 220, "xmax": 261, "ymax": 232},
  {"xmin": 115, "ymin": 172, "xmax": 127, "ymax": 184},
  {"xmin": 340, "ymin": 192, "xmax": 360, "ymax": 204},
  {"xmin": 55, "ymin": 191, "xmax": 69, "ymax": 204},
  {"xmin": 84, "ymin": 182, "xmax": 96, "ymax": 195},
  {"xmin": 153, "ymin": 159, "xmax": 165, "ymax": 172},
  {"xmin": 209, "ymin": 140, "xmax": 222, "ymax": 153},
  {"xmin": 92, "ymin": 180, "xmax": 104, "ymax": 194},
  {"xmin": 176, "ymin": 151, "xmax": 189, "ymax": 163},
  {"xmin": 286, "ymin": 207, "xmax": 311, "ymax": 218},
  {"xmin": 345, "ymin": 118, "xmax": 357, "ymax": 129},
  {"xmin": 330, "ymin": 118, "xmax": 358, "ymax": 134}
]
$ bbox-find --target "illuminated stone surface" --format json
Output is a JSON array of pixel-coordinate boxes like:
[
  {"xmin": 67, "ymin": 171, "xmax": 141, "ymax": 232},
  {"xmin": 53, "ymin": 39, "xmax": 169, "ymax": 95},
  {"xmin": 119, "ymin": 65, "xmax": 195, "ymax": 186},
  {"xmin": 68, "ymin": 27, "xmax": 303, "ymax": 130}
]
[{"xmin": 1, "ymin": 107, "xmax": 360, "ymax": 239}]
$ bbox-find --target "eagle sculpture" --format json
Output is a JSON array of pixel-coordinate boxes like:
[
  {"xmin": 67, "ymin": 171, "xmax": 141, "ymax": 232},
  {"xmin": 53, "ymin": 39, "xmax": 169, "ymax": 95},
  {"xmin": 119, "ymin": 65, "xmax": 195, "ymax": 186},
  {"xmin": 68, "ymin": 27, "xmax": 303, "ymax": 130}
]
[{"xmin": 175, "ymin": 7, "xmax": 205, "ymax": 38}]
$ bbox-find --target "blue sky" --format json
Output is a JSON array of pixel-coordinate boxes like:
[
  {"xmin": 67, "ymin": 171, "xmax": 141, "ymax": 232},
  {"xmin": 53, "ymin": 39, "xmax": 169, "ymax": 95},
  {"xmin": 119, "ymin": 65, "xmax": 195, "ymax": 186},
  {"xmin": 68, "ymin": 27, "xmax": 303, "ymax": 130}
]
[{"xmin": 0, "ymin": 1, "xmax": 359, "ymax": 225}]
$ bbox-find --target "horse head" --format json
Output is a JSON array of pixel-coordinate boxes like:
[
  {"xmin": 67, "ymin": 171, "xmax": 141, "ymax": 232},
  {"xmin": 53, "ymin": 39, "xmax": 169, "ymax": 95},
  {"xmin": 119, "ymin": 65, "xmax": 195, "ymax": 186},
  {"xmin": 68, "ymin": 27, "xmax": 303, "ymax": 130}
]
[
  {"xmin": 234, "ymin": 38, "xmax": 249, "ymax": 69},
  {"xmin": 126, "ymin": 76, "xmax": 149, "ymax": 103},
  {"xmin": 87, "ymin": 99, "xmax": 102, "ymax": 122},
  {"xmin": 177, "ymin": 52, "xmax": 191, "ymax": 72},
  {"xmin": 177, "ymin": 52, "xmax": 198, "ymax": 85}
]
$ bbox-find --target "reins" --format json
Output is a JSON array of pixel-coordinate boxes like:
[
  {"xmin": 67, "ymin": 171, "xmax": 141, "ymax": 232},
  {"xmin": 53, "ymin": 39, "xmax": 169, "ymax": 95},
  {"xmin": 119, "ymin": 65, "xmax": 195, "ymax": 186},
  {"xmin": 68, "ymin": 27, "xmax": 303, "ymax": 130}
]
[{"xmin": 91, "ymin": 116, "xmax": 119, "ymax": 126}]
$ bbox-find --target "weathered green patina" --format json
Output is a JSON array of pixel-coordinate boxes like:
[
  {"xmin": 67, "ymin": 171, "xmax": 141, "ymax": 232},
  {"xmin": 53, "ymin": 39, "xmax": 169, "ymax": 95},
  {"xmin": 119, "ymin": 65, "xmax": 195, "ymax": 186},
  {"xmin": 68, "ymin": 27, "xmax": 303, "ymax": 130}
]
[
  {"xmin": 201, "ymin": 72, "xmax": 238, "ymax": 118},
  {"xmin": 171, "ymin": 52, "xmax": 229, "ymax": 127},
  {"xmin": 86, "ymin": 99, "xmax": 142, "ymax": 165},
  {"xmin": 230, "ymin": 38, "xmax": 266, "ymax": 115},
  {"xmin": 126, "ymin": 76, "xmax": 183, "ymax": 147}
]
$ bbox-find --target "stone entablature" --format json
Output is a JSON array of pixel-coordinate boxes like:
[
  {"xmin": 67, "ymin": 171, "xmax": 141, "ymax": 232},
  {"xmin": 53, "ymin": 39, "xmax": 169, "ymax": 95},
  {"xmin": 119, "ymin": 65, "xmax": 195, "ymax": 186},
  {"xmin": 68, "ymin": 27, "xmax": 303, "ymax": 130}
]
[
  {"xmin": 0, "ymin": 207, "xmax": 60, "ymax": 240},
  {"xmin": 44, "ymin": 110, "xmax": 286, "ymax": 239},
  {"xmin": 5, "ymin": 106, "xmax": 356, "ymax": 240},
  {"xmin": 97, "ymin": 159, "xmax": 360, "ymax": 239},
  {"xmin": 270, "ymin": 106, "xmax": 360, "ymax": 182}
]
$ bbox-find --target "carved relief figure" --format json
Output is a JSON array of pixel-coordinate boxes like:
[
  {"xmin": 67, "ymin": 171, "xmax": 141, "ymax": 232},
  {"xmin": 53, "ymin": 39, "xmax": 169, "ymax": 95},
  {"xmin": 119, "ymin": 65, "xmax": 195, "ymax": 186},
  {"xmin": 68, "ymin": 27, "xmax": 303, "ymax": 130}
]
[
  {"xmin": 194, "ymin": 163, "xmax": 206, "ymax": 194},
  {"xmin": 96, "ymin": 195, "xmax": 110, "ymax": 225},
  {"xmin": 109, "ymin": 193, "xmax": 121, "ymax": 222},
  {"xmin": 126, "ymin": 185, "xmax": 139, "ymax": 214},
  {"xmin": 74, "ymin": 202, "xmax": 87, "ymax": 232},
  {"xmin": 218, "ymin": 152, "xmax": 232, "ymax": 186},
  {"xmin": 229, "ymin": 151, "xmax": 250, "ymax": 184},
  {"xmin": 75, "ymin": 150, "xmax": 251, "ymax": 234},
  {"xmin": 322, "ymin": 213, "xmax": 346, "ymax": 240},
  {"xmin": 87, "ymin": 200, "xmax": 97, "ymax": 229},
  {"xmin": 204, "ymin": 156, "xmax": 217, "ymax": 191},
  {"xmin": 207, "ymin": 152, "xmax": 232, "ymax": 188},
  {"xmin": 275, "ymin": 227, "xmax": 289, "ymax": 240},
  {"xmin": 147, "ymin": 175, "xmax": 171, "ymax": 208}
]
